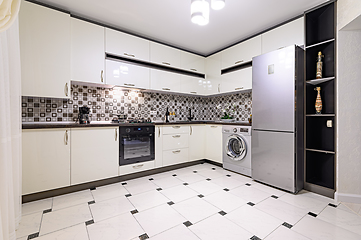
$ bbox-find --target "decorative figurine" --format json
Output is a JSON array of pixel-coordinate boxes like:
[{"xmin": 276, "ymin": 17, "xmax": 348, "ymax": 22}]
[
  {"xmin": 314, "ymin": 87, "xmax": 322, "ymax": 114},
  {"xmin": 316, "ymin": 51, "xmax": 324, "ymax": 79}
]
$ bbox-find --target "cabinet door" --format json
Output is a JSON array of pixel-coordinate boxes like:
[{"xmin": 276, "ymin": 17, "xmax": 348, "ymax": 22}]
[
  {"xmin": 163, "ymin": 148, "xmax": 189, "ymax": 166},
  {"xmin": 22, "ymin": 129, "xmax": 70, "ymax": 195},
  {"xmin": 105, "ymin": 60, "xmax": 150, "ymax": 89},
  {"xmin": 221, "ymin": 36, "xmax": 261, "ymax": 69},
  {"xmin": 205, "ymin": 125, "xmax": 222, "ymax": 163},
  {"xmin": 181, "ymin": 52, "xmax": 205, "ymax": 73},
  {"xmin": 106, "ymin": 28, "xmax": 149, "ymax": 62},
  {"xmin": 150, "ymin": 42, "xmax": 181, "ymax": 68},
  {"xmin": 180, "ymin": 75, "xmax": 204, "ymax": 95},
  {"xmin": 71, "ymin": 127, "xmax": 119, "ymax": 185},
  {"xmin": 19, "ymin": 1, "xmax": 70, "ymax": 98},
  {"xmin": 150, "ymin": 69, "xmax": 181, "ymax": 92},
  {"xmin": 71, "ymin": 18, "xmax": 105, "ymax": 84},
  {"xmin": 220, "ymin": 67, "xmax": 252, "ymax": 93},
  {"xmin": 261, "ymin": 17, "xmax": 304, "ymax": 54},
  {"xmin": 204, "ymin": 53, "xmax": 222, "ymax": 95},
  {"xmin": 154, "ymin": 126, "xmax": 163, "ymax": 168},
  {"xmin": 163, "ymin": 134, "xmax": 189, "ymax": 151},
  {"xmin": 189, "ymin": 125, "xmax": 206, "ymax": 161}
]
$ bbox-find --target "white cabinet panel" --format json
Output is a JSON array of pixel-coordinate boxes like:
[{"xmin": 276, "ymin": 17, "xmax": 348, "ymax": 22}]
[
  {"xmin": 19, "ymin": 1, "xmax": 70, "ymax": 98},
  {"xmin": 189, "ymin": 125, "xmax": 205, "ymax": 161},
  {"xmin": 150, "ymin": 69, "xmax": 181, "ymax": 92},
  {"xmin": 181, "ymin": 52, "xmax": 205, "ymax": 73},
  {"xmin": 105, "ymin": 60, "xmax": 150, "ymax": 89},
  {"xmin": 261, "ymin": 17, "xmax": 304, "ymax": 54},
  {"xmin": 150, "ymin": 42, "xmax": 181, "ymax": 68},
  {"xmin": 106, "ymin": 28, "xmax": 149, "ymax": 62},
  {"xmin": 220, "ymin": 67, "xmax": 252, "ymax": 93},
  {"xmin": 71, "ymin": 127, "xmax": 119, "ymax": 185},
  {"xmin": 205, "ymin": 125, "xmax": 222, "ymax": 164},
  {"xmin": 162, "ymin": 125, "xmax": 190, "ymax": 135},
  {"xmin": 221, "ymin": 36, "xmax": 261, "ymax": 69},
  {"xmin": 119, "ymin": 161, "xmax": 154, "ymax": 176},
  {"xmin": 22, "ymin": 129, "xmax": 70, "ymax": 195},
  {"xmin": 163, "ymin": 148, "xmax": 189, "ymax": 167},
  {"xmin": 204, "ymin": 53, "xmax": 222, "ymax": 95},
  {"xmin": 163, "ymin": 134, "xmax": 189, "ymax": 151},
  {"xmin": 180, "ymin": 75, "xmax": 205, "ymax": 95},
  {"xmin": 71, "ymin": 18, "xmax": 105, "ymax": 84},
  {"xmin": 154, "ymin": 126, "xmax": 163, "ymax": 168}
]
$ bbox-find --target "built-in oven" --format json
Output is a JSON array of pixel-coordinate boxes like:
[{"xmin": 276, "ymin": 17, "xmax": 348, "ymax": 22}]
[{"xmin": 119, "ymin": 125, "xmax": 155, "ymax": 166}]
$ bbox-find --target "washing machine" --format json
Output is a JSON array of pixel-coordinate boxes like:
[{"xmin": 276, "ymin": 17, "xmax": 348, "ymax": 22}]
[{"xmin": 222, "ymin": 125, "xmax": 251, "ymax": 177}]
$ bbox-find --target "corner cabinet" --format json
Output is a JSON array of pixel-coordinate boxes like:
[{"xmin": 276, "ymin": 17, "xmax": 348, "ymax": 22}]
[
  {"xmin": 19, "ymin": 1, "xmax": 70, "ymax": 99},
  {"xmin": 71, "ymin": 127, "xmax": 119, "ymax": 185},
  {"xmin": 204, "ymin": 53, "xmax": 222, "ymax": 95},
  {"xmin": 71, "ymin": 18, "xmax": 105, "ymax": 84},
  {"xmin": 22, "ymin": 129, "xmax": 71, "ymax": 195},
  {"xmin": 205, "ymin": 125, "xmax": 222, "ymax": 164}
]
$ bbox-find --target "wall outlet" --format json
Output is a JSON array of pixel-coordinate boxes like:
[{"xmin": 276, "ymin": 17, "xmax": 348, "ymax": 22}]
[
  {"xmin": 327, "ymin": 120, "xmax": 332, "ymax": 128},
  {"xmin": 150, "ymin": 111, "xmax": 157, "ymax": 115}
]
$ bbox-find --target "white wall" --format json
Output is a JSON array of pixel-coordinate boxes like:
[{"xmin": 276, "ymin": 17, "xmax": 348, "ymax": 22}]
[{"xmin": 336, "ymin": 0, "xmax": 361, "ymax": 203}]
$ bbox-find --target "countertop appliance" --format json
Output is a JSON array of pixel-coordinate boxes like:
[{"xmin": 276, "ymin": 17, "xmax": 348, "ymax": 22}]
[
  {"xmin": 222, "ymin": 125, "xmax": 252, "ymax": 177},
  {"xmin": 251, "ymin": 45, "xmax": 304, "ymax": 193},
  {"xmin": 78, "ymin": 106, "xmax": 91, "ymax": 124},
  {"xmin": 119, "ymin": 125, "xmax": 155, "ymax": 166}
]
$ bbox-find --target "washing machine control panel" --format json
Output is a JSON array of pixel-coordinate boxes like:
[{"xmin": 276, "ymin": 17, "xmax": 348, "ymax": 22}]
[
  {"xmin": 239, "ymin": 128, "xmax": 249, "ymax": 133},
  {"xmin": 233, "ymin": 128, "xmax": 237, "ymax": 133}
]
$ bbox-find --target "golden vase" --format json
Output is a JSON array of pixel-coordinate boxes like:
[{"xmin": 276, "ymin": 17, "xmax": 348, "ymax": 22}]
[{"xmin": 315, "ymin": 87, "xmax": 322, "ymax": 114}]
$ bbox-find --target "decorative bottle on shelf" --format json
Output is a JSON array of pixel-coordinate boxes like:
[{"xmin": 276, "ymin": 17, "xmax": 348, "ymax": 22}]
[
  {"xmin": 165, "ymin": 107, "xmax": 170, "ymax": 123},
  {"xmin": 314, "ymin": 87, "xmax": 322, "ymax": 114},
  {"xmin": 316, "ymin": 51, "xmax": 324, "ymax": 79}
]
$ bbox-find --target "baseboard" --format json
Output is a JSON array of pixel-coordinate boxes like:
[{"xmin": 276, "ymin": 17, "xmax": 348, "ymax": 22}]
[{"xmin": 335, "ymin": 192, "xmax": 361, "ymax": 204}]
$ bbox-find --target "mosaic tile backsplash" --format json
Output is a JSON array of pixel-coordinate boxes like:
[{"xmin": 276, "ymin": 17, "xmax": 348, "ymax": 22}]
[{"xmin": 22, "ymin": 84, "xmax": 252, "ymax": 123}]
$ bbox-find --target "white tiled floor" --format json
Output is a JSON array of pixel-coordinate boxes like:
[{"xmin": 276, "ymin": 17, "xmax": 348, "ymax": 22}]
[{"xmin": 16, "ymin": 163, "xmax": 361, "ymax": 240}]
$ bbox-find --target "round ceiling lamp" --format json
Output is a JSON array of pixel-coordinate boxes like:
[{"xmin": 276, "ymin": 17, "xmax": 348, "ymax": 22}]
[
  {"xmin": 191, "ymin": 0, "xmax": 209, "ymax": 26},
  {"xmin": 211, "ymin": 0, "xmax": 225, "ymax": 10}
]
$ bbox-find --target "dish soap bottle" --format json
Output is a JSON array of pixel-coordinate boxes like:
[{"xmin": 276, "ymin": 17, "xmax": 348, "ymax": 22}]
[{"xmin": 316, "ymin": 51, "xmax": 324, "ymax": 79}]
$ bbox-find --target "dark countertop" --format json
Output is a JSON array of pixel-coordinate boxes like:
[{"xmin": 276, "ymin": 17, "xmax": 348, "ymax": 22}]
[{"xmin": 22, "ymin": 121, "xmax": 252, "ymax": 129}]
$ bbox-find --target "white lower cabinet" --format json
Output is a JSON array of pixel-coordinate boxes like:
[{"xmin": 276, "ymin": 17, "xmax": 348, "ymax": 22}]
[
  {"xmin": 22, "ymin": 129, "xmax": 70, "ymax": 195},
  {"xmin": 163, "ymin": 148, "xmax": 189, "ymax": 167},
  {"xmin": 119, "ymin": 161, "xmax": 155, "ymax": 176},
  {"xmin": 71, "ymin": 127, "xmax": 119, "ymax": 185},
  {"xmin": 205, "ymin": 125, "xmax": 223, "ymax": 164},
  {"xmin": 189, "ymin": 125, "xmax": 206, "ymax": 161},
  {"xmin": 154, "ymin": 126, "xmax": 163, "ymax": 168},
  {"xmin": 163, "ymin": 134, "xmax": 189, "ymax": 151},
  {"xmin": 162, "ymin": 125, "xmax": 189, "ymax": 166}
]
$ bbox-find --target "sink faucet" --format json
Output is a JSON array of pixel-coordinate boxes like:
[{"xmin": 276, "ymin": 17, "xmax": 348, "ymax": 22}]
[{"xmin": 187, "ymin": 108, "xmax": 194, "ymax": 121}]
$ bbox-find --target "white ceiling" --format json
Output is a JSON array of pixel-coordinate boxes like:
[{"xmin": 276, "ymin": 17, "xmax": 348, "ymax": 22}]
[{"xmin": 33, "ymin": 0, "xmax": 328, "ymax": 56}]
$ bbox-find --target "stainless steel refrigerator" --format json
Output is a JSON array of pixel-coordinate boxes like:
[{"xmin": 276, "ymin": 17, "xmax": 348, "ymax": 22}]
[{"xmin": 251, "ymin": 45, "xmax": 304, "ymax": 193}]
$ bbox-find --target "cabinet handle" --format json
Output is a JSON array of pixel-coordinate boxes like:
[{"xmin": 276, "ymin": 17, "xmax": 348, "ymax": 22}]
[
  {"xmin": 133, "ymin": 164, "xmax": 144, "ymax": 169},
  {"xmin": 172, "ymin": 150, "xmax": 181, "ymax": 154},
  {"xmin": 65, "ymin": 130, "xmax": 68, "ymax": 145},
  {"xmin": 162, "ymin": 62, "xmax": 170, "ymax": 65},
  {"xmin": 158, "ymin": 127, "xmax": 161, "ymax": 137},
  {"xmin": 235, "ymin": 60, "xmax": 244, "ymax": 65},
  {"xmin": 172, "ymin": 126, "xmax": 181, "ymax": 129},
  {"xmin": 101, "ymin": 70, "xmax": 104, "ymax": 83},
  {"xmin": 64, "ymin": 83, "xmax": 69, "ymax": 97},
  {"xmin": 162, "ymin": 88, "xmax": 170, "ymax": 91},
  {"xmin": 124, "ymin": 53, "xmax": 135, "ymax": 58},
  {"xmin": 172, "ymin": 135, "xmax": 181, "ymax": 138},
  {"xmin": 190, "ymin": 126, "xmax": 192, "ymax": 135},
  {"xmin": 190, "ymin": 68, "xmax": 197, "ymax": 72},
  {"xmin": 115, "ymin": 129, "xmax": 118, "ymax": 141},
  {"xmin": 210, "ymin": 126, "xmax": 218, "ymax": 128},
  {"xmin": 218, "ymin": 84, "xmax": 220, "ymax": 93},
  {"xmin": 235, "ymin": 87, "xmax": 244, "ymax": 90},
  {"xmin": 190, "ymin": 91, "xmax": 197, "ymax": 94},
  {"xmin": 124, "ymin": 83, "xmax": 135, "ymax": 87}
]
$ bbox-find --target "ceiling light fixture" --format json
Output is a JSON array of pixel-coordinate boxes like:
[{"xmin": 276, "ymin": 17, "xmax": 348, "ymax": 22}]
[
  {"xmin": 191, "ymin": 0, "xmax": 209, "ymax": 26},
  {"xmin": 211, "ymin": 0, "xmax": 225, "ymax": 10}
]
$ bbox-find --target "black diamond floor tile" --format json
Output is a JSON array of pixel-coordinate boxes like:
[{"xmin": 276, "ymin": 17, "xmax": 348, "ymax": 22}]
[
  {"xmin": 193, "ymin": 171, "xmax": 197, "ymax": 173},
  {"xmin": 90, "ymin": 187, "xmax": 96, "ymax": 190},
  {"xmin": 245, "ymin": 183, "xmax": 251, "ymax": 186},
  {"xmin": 206, "ymin": 178, "xmax": 211, "ymax": 181},
  {"xmin": 271, "ymin": 195, "xmax": 278, "ymax": 199},
  {"xmin": 131, "ymin": 209, "xmax": 139, "ymax": 214},
  {"xmin": 198, "ymin": 194, "xmax": 204, "ymax": 198},
  {"xmin": 250, "ymin": 235, "xmax": 261, "ymax": 240},
  {"xmin": 282, "ymin": 222, "xmax": 293, "ymax": 229},
  {"xmin": 219, "ymin": 211, "xmax": 227, "ymax": 216},
  {"xmin": 308, "ymin": 212, "xmax": 317, "ymax": 217},
  {"xmin": 247, "ymin": 202, "xmax": 255, "ymax": 206},
  {"xmin": 156, "ymin": 188, "xmax": 162, "ymax": 191},
  {"xmin": 149, "ymin": 178, "xmax": 154, "ymax": 181},
  {"xmin": 223, "ymin": 188, "xmax": 230, "ymax": 192},
  {"xmin": 121, "ymin": 182, "xmax": 127, "ymax": 185},
  {"xmin": 172, "ymin": 174, "xmax": 177, "ymax": 177},
  {"xmin": 139, "ymin": 233, "xmax": 149, "ymax": 240},
  {"xmin": 43, "ymin": 209, "xmax": 52, "ymax": 214},
  {"xmin": 183, "ymin": 221, "xmax": 193, "ymax": 227},
  {"xmin": 27, "ymin": 232, "xmax": 39, "ymax": 239},
  {"xmin": 125, "ymin": 194, "xmax": 132, "ymax": 197},
  {"xmin": 167, "ymin": 201, "xmax": 175, "ymax": 206},
  {"xmin": 226, "ymin": 175, "xmax": 231, "ymax": 177},
  {"xmin": 88, "ymin": 200, "xmax": 95, "ymax": 205},
  {"xmin": 85, "ymin": 220, "xmax": 94, "ymax": 226},
  {"xmin": 183, "ymin": 183, "xmax": 189, "ymax": 186},
  {"xmin": 328, "ymin": 203, "xmax": 337, "ymax": 208}
]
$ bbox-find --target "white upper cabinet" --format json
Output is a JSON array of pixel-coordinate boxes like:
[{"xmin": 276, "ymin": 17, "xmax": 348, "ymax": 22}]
[
  {"xmin": 204, "ymin": 52, "xmax": 222, "ymax": 95},
  {"xmin": 71, "ymin": 18, "xmax": 105, "ymax": 84},
  {"xmin": 180, "ymin": 76, "xmax": 205, "ymax": 95},
  {"xmin": 221, "ymin": 35, "xmax": 261, "ymax": 69},
  {"xmin": 150, "ymin": 69, "xmax": 181, "ymax": 92},
  {"xmin": 150, "ymin": 42, "xmax": 181, "ymax": 68},
  {"xmin": 19, "ymin": 1, "xmax": 70, "ymax": 98},
  {"xmin": 261, "ymin": 17, "xmax": 304, "ymax": 54},
  {"xmin": 180, "ymin": 52, "xmax": 205, "ymax": 73},
  {"xmin": 105, "ymin": 60, "xmax": 150, "ymax": 89},
  {"xmin": 221, "ymin": 67, "xmax": 252, "ymax": 93},
  {"xmin": 105, "ymin": 28, "xmax": 150, "ymax": 62}
]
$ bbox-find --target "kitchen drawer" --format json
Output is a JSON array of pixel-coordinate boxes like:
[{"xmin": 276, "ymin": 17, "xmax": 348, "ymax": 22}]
[
  {"xmin": 162, "ymin": 125, "xmax": 190, "ymax": 135},
  {"xmin": 163, "ymin": 133, "xmax": 189, "ymax": 151},
  {"xmin": 119, "ymin": 160, "xmax": 155, "ymax": 176},
  {"xmin": 163, "ymin": 148, "xmax": 189, "ymax": 167}
]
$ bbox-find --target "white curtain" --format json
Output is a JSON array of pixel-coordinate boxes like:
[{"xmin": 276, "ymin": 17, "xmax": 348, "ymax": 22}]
[{"xmin": 0, "ymin": 1, "xmax": 22, "ymax": 239}]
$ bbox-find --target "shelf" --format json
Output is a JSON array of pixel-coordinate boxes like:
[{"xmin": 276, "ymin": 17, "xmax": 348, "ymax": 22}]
[
  {"xmin": 306, "ymin": 148, "xmax": 335, "ymax": 154},
  {"xmin": 306, "ymin": 77, "xmax": 334, "ymax": 85},
  {"xmin": 306, "ymin": 39, "xmax": 335, "ymax": 49},
  {"xmin": 305, "ymin": 41, "xmax": 334, "ymax": 81},
  {"xmin": 306, "ymin": 80, "xmax": 334, "ymax": 115},
  {"xmin": 306, "ymin": 116, "xmax": 335, "ymax": 152},
  {"xmin": 306, "ymin": 114, "xmax": 335, "ymax": 117},
  {"xmin": 306, "ymin": 151, "xmax": 334, "ymax": 189},
  {"xmin": 221, "ymin": 61, "xmax": 252, "ymax": 75}
]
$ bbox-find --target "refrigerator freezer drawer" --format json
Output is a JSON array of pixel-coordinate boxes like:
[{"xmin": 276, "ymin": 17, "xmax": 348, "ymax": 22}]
[{"xmin": 251, "ymin": 130, "xmax": 295, "ymax": 192}]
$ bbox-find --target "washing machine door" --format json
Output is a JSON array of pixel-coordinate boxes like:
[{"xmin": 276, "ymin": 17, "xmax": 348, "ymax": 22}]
[{"xmin": 226, "ymin": 135, "xmax": 247, "ymax": 161}]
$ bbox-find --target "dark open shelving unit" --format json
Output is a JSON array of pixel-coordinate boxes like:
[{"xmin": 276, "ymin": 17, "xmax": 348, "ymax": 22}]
[{"xmin": 304, "ymin": 1, "xmax": 336, "ymax": 198}]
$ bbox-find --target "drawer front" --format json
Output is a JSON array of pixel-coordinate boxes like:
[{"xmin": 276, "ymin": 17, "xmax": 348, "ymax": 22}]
[
  {"xmin": 163, "ymin": 133, "xmax": 189, "ymax": 150},
  {"xmin": 163, "ymin": 148, "xmax": 189, "ymax": 167},
  {"xmin": 119, "ymin": 161, "xmax": 154, "ymax": 176},
  {"xmin": 163, "ymin": 125, "xmax": 190, "ymax": 135}
]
